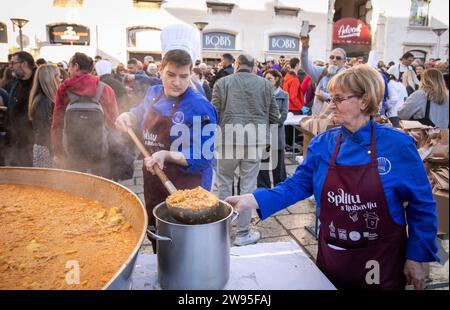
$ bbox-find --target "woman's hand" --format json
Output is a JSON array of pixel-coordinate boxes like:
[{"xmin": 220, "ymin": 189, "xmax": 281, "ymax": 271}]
[
  {"xmin": 404, "ymin": 259, "xmax": 426, "ymax": 290},
  {"xmin": 144, "ymin": 151, "xmax": 168, "ymax": 175},
  {"xmin": 225, "ymin": 194, "xmax": 259, "ymax": 211}
]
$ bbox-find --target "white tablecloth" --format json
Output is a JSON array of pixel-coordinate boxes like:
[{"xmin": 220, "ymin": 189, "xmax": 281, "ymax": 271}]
[
  {"xmin": 130, "ymin": 240, "xmax": 336, "ymax": 290},
  {"xmin": 284, "ymin": 113, "xmax": 308, "ymax": 126}
]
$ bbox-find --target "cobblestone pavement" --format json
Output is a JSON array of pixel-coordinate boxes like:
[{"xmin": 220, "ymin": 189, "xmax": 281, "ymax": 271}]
[{"xmin": 120, "ymin": 158, "xmax": 449, "ymax": 290}]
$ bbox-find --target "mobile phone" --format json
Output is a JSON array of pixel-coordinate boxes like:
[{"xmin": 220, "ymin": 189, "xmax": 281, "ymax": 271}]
[{"xmin": 300, "ymin": 21, "xmax": 309, "ymax": 37}]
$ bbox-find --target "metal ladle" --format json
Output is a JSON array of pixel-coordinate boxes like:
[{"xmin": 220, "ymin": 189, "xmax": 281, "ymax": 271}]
[{"xmin": 127, "ymin": 127, "xmax": 220, "ymax": 224}]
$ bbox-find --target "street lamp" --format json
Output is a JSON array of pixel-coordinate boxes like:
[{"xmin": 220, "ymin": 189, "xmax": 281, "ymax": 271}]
[
  {"xmin": 432, "ymin": 27, "xmax": 448, "ymax": 59},
  {"xmin": 10, "ymin": 18, "xmax": 29, "ymax": 51},
  {"xmin": 194, "ymin": 22, "xmax": 208, "ymax": 62}
]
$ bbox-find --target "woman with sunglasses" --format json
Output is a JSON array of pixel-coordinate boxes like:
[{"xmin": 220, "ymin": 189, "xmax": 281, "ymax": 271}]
[
  {"xmin": 300, "ymin": 36, "xmax": 347, "ymax": 116},
  {"xmin": 226, "ymin": 65, "xmax": 438, "ymax": 290}
]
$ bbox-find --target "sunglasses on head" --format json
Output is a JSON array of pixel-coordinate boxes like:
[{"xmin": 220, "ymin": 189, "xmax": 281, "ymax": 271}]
[{"xmin": 329, "ymin": 55, "xmax": 343, "ymax": 61}]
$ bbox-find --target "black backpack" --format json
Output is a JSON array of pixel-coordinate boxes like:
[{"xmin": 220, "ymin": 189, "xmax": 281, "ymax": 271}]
[{"xmin": 63, "ymin": 82, "xmax": 108, "ymax": 161}]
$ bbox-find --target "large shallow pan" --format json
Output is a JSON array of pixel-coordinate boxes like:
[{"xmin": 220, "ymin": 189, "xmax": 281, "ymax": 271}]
[{"xmin": 0, "ymin": 167, "xmax": 147, "ymax": 290}]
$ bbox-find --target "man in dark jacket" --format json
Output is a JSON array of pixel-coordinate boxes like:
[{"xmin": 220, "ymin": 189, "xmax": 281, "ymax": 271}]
[
  {"xmin": 7, "ymin": 51, "xmax": 36, "ymax": 167},
  {"xmin": 209, "ymin": 53, "xmax": 234, "ymax": 90},
  {"xmin": 95, "ymin": 59, "xmax": 128, "ymax": 113}
]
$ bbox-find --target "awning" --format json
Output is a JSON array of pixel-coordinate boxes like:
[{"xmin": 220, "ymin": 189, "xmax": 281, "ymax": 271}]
[{"xmin": 333, "ymin": 18, "xmax": 371, "ymax": 45}]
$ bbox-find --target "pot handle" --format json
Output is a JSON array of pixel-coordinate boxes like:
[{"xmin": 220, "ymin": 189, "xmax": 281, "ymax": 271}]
[
  {"xmin": 231, "ymin": 210, "xmax": 239, "ymax": 223},
  {"xmin": 146, "ymin": 228, "xmax": 172, "ymax": 242}
]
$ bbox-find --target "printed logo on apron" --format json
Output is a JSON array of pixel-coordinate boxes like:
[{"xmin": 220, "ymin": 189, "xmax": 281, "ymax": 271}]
[
  {"xmin": 143, "ymin": 129, "xmax": 164, "ymax": 148},
  {"xmin": 327, "ymin": 188, "xmax": 378, "ymax": 212}
]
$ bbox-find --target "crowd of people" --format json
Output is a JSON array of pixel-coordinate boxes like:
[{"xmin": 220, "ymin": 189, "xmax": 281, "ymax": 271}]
[{"xmin": 0, "ymin": 24, "xmax": 448, "ymax": 290}]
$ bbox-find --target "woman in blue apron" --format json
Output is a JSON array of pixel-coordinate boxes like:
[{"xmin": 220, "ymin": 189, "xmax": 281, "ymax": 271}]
[
  {"xmin": 226, "ymin": 65, "xmax": 439, "ymax": 290},
  {"xmin": 115, "ymin": 25, "xmax": 217, "ymax": 250}
]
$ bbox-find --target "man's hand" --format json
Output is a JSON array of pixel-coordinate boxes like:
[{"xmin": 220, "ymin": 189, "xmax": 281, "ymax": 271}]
[
  {"xmin": 125, "ymin": 74, "xmax": 135, "ymax": 81},
  {"xmin": 115, "ymin": 112, "xmax": 136, "ymax": 132},
  {"xmin": 300, "ymin": 35, "xmax": 310, "ymax": 49},
  {"xmin": 144, "ymin": 151, "xmax": 168, "ymax": 175},
  {"xmin": 315, "ymin": 90, "xmax": 325, "ymax": 101},
  {"xmin": 404, "ymin": 259, "xmax": 426, "ymax": 290}
]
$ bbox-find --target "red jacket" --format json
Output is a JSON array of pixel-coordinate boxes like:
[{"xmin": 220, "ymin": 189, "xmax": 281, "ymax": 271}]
[
  {"xmin": 51, "ymin": 73, "xmax": 119, "ymax": 157},
  {"xmin": 282, "ymin": 71, "xmax": 304, "ymax": 112}
]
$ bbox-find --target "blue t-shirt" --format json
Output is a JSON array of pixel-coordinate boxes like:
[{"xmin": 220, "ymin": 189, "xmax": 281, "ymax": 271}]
[
  {"xmin": 254, "ymin": 119, "xmax": 438, "ymax": 263},
  {"xmin": 131, "ymin": 84, "xmax": 217, "ymax": 190}
]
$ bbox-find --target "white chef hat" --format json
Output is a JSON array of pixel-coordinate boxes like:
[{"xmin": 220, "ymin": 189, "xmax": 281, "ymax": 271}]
[
  {"xmin": 160, "ymin": 24, "xmax": 201, "ymax": 64},
  {"xmin": 95, "ymin": 59, "xmax": 112, "ymax": 76}
]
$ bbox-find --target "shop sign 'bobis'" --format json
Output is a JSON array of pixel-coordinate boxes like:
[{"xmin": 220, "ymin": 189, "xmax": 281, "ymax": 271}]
[
  {"xmin": 269, "ymin": 35, "xmax": 299, "ymax": 52},
  {"xmin": 203, "ymin": 32, "xmax": 235, "ymax": 50},
  {"xmin": 47, "ymin": 23, "xmax": 90, "ymax": 45}
]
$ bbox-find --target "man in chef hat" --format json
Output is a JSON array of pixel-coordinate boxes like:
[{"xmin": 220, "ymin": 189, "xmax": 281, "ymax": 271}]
[{"xmin": 115, "ymin": 24, "xmax": 218, "ymax": 249}]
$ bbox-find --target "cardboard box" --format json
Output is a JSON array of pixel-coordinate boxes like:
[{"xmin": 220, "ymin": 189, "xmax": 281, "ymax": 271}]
[
  {"xmin": 400, "ymin": 120, "xmax": 433, "ymax": 130},
  {"xmin": 434, "ymin": 190, "xmax": 449, "ymax": 234}
]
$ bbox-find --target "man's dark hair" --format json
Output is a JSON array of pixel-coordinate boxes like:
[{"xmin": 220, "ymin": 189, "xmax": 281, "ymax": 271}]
[
  {"xmin": 161, "ymin": 49, "xmax": 192, "ymax": 69},
  {"xmin": 237, "ymin": 54, "xmax": 254, "ymax": 69},
  {"xmin": 401, "ymin": 52, "xmax": 414, "ymax": 60},
  {"xmin": 289, "ymin": 57, "xmax": 300, "ymax": 69},
  {"xmin": 388, "ymin": 61, "xmax": 395, "ymax": 67},
  {"xmin": 69, "ymin": 52, "xmax": 94, "ymax": 73},
  {"xmin": 127, "ymin": 58, "xmax": 139, "ymax": 66},
  {"xmin": 95, "ymin": 55, "xmax": 102, "ymax": 60},
  {"xmin": 12, "ymin": 51, "xmax": 35, "ymax": 69},
  {"xmin": 222, "ymin": 53, "xmax": 234, "ymax": 63},
  {"xmin": 264, "ymin": 69, "xmax": 283, "ymax": 88},
  {"xmin": 36, "ymin": 58, "xmax": 47, "ymax": 66}
]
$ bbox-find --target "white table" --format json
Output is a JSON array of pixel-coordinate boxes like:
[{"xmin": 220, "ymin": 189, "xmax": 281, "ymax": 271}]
[
  {"xmin": 284, "ymin": 114, "xmax": 308, "ymax": 159},
  {"xmin": 130, "ymin": 240, "xmax": 336, "ymax": 290},
  {"xmin": 284, "ymin": 113, "xmax": 308, "ymax": 126}
]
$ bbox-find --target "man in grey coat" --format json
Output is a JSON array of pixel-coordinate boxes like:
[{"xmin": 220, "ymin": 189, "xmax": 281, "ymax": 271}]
[{"xmin": 212, "ymin": 54, "xmax": 279, "ymax": 246}]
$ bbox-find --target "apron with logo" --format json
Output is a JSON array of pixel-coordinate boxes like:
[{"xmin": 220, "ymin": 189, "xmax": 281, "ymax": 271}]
[
  {"xmin": 316, "ymin": 125, "xmax": 407, "ymax": 290},
  {"xmin": 142, "ymin": 92, "xmax": 202, "ymax": 228}
]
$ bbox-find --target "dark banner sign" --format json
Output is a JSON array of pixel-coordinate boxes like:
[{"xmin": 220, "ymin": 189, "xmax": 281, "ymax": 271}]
[
  {"xmin": 0, "ymin": 23, "xmax": 7, "ymax": 43},
  {"xmin": 269, "ymin": 35, "xmax": 299, "ymax": 52},
  {"xmin": 48, "ymin": 24, "xmax": 90, "ymax": 45},
  {"xmin": 333, "ymin": 18, "xmax": 371, "ymax": 45},
  {"xmin": 203, "ymin": 32, "xmax": 235, "ymax": 50}
]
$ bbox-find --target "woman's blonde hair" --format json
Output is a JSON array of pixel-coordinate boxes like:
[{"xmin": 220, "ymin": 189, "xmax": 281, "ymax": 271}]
[
  {"xmin": 28, "ymin": 64, "xmax": 60, "ymax": 121},
  {"xmin": 419, "ymin": 68, "xmax": 449, "ymax": 105},
  {"xmin": 327, "ymin": 64, "xmax": 385, "ymax": 116},
  {"xmin": 402, "ymin": 69, "xmax": 416, "ymax": 90}
]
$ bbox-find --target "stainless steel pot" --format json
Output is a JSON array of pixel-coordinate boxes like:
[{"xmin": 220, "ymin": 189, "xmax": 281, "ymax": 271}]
[
  {"xmin": 148, "ymin": 201, "xmax": 238, "ymax": 290},
  {"xmin": 0, "ymin": 167, "xmax": 147, "ymax": 290}
]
